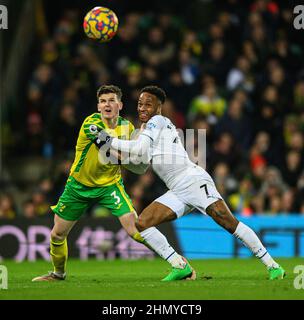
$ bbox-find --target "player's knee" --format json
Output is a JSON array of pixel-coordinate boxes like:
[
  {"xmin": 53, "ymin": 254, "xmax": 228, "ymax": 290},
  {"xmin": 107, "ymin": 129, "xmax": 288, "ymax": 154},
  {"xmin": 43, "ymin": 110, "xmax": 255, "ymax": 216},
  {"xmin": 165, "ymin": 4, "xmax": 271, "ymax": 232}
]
[
  {"xmin": 51, "ymin": 229, "xmax": 66, "ymax": 242},
  {"xmin": 135, "ymin": 217, "xmax": 148, "ymax": 232}
]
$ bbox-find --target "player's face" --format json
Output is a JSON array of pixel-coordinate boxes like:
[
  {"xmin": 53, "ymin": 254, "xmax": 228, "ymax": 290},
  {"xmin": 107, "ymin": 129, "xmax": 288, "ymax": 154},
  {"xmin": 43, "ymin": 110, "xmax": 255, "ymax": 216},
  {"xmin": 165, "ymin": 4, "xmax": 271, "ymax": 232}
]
[
  {"xmin": 137, "ymin": 92, "xmax": 161, "ymax": 123},
  {"xmin": 98, "ymin": 93, "xmax": 122, "ymax": 119}
]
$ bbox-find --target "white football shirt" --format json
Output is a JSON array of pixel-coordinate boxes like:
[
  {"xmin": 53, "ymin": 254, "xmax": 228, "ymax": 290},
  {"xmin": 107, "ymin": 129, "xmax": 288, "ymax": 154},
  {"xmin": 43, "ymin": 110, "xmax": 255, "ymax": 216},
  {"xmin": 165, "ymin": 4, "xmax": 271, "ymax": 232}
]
[{"xmin": 111, "ymin": 115, "xmax": 214, "ymax": 192}]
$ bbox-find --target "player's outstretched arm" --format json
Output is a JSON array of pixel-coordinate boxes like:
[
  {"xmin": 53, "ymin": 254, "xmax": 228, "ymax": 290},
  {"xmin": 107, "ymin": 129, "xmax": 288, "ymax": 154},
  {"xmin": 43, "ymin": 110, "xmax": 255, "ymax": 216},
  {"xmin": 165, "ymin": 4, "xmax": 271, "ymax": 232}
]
[
  {"xmin": 110, "ymin": 115, "xmax": 166, "ymax": 154},
  {"xmin": 95, "ymin": 128, "xmax": 151, "ymax": 156},
  {"xmin": 111, "ymin": 134, "xmax": 151, "ymax": 155},
  {"xmin": 95, "ymin": 115, "xmax": 165, "ymax": 155}
]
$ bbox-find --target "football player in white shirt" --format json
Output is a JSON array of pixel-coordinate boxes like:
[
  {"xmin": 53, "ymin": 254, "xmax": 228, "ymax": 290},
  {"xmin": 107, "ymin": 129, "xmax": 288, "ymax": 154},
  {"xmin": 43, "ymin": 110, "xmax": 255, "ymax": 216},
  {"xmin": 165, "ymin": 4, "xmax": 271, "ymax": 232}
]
[{"xmin": 95, "ymin": 85, "xmax": 285, "ymax": 281}]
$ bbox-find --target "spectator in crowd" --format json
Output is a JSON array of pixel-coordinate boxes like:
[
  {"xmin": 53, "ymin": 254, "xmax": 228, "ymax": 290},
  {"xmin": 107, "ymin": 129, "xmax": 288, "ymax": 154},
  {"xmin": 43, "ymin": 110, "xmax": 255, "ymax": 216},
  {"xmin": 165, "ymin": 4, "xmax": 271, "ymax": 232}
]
[
  {"xmin": 110, "ymin": 13, "xmax": 141, "ymax": 72},
  {"xmin": 250, "ymin": 155, "xmax": 267, "ymax": 191},
  {"xmin": 215, "ymin": 98, "xmax": 252, "ymax": 150},
  {"xmin": 250, "ymin": 131, "xmax": 275, "ymax": 167},
  {"xmin": 281, "ymin": 189, "xmax": 298, "ymax": 213},
  {"xmin": 178, "ymin": 48, "xmax": 200, "ymax": 86},
  {"xmin": 242, "ymin": 40, "xmax": 259, "ymax": 70},
  {"xmin": 163, "ymin": 70, "xmax": 195, "ymax": 114},
  {"xmin": 180, "ymin": 30, "xmax": 202, "ymax": 59},
  {"xmin": 293, "ymin": 79, "xmax": 304, "ymax": 113},
  {"xmin": 250, "ymin": 194, "xmax": 265, "ymax": 215},
  {"xmin": 0, "ymin": 194, "xmax": 17, "ymax": 219},
  {"xmin": 209, "ymin": 132, "xmax": 243, "ymax": 173},
  {"xmin": 260, "ymin": 166, "xmax": 288, "ymax": 212},
  {"xmin": 22, "ymin": 200, "xmax": 37, "ymax": 219},
  {"xmin": 268, "ymin": 195, "xmax": 282, "ymax": 215},
  {"xmin": 281, "ymin": 150, "xmax": 303, "ymax": 188},
  {"xmin": 212, "ymin": 162, "xmax": 238, "ymax": 198},
  {"xmin": 25, "ymin": 112, "xmax": 45, "ymax": 155},
  {"xmin": 188, "ymin": 80, "xmax": 226, "ymax": 124},
  {"xmin": 161, "ymin": 98, "xmax": 186, "ymax": 129},
  {"xmin": 228, "ymin": 176, "xmax": 254, "ymax": 215},
  {"xmin": 226, "ymin": 55, "xmax": 253, "ymax": 92},
  {"xmin": 50, "ymin": 102, "xmax": 80, "ymax": 155},
  {"xmin": 202, "ymin": 40, "xmax": 230, "ymax": 86},
  {"xmin": 139, "ymin": 26, "xmax": 175, "ymax": 74},
  {"xmin": 31, "ymin": 189, "xmax": 50, "ymax": 216}
]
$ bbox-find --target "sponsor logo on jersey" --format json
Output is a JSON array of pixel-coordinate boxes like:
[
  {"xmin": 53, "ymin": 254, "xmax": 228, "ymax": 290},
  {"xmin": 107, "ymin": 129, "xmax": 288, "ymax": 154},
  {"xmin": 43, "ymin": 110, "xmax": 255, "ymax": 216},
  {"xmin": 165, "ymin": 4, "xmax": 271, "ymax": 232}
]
[
  {"xmin": 146, "ymin": 122, "xmax": 156, "ymax": 130},
  {"xmin": 89, "ymin": 125, "xmax": 98, "ymax": 134}
]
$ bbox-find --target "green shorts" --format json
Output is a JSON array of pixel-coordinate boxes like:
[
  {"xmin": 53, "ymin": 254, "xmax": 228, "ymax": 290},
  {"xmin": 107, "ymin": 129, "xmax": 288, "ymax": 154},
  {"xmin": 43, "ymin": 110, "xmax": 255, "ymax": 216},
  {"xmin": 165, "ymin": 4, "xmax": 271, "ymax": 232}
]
[{"xmin": 51, "ymin": 177, "xmax": 135, "ymax": 221}]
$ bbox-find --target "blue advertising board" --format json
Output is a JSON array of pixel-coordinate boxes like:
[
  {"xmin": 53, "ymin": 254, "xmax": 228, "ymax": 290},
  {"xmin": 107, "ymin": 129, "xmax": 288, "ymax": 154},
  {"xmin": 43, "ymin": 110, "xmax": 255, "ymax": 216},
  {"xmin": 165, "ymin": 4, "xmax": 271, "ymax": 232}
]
[{"xmin": 173, "ymin": 214, "xmax": 304, "ymax": 259}]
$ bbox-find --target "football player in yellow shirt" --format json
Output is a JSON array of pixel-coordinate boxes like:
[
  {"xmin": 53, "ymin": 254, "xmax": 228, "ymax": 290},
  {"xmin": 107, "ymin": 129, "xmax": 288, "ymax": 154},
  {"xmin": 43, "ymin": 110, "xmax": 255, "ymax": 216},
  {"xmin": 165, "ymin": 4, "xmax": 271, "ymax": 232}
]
[{"xmin": 32, "ymin": 85, "xmax": 194, "ymax": 282}]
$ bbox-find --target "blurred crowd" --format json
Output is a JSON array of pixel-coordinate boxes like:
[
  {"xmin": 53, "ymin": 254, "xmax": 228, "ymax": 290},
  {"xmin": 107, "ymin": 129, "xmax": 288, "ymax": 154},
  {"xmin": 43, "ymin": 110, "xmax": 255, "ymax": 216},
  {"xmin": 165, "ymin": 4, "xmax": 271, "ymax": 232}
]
[{"xmin": 1, "ymin": 0, "xmax": 304, "ymax": 218}]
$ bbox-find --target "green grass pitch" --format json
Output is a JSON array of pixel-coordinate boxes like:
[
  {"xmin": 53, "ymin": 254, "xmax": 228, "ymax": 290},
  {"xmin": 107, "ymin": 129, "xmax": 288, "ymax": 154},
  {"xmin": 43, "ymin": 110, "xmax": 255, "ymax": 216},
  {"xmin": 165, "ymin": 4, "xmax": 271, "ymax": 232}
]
[{"xmin": 1, "ymin": 258, "xmax": 303, "ymax": 300}]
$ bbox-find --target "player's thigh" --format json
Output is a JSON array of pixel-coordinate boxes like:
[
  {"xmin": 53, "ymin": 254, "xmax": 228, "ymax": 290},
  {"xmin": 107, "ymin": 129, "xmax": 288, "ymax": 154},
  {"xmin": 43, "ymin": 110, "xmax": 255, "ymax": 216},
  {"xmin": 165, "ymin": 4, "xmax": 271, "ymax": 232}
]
[
  {"xmin": 136, "ymin": 192, "xmax": 190, "ymax": 230},
  {"xmin": 136, "ymin": 202, "xmax": 174, "ymax": 230},
  {"xmin": 206, "ymin": 199, "xmax": 239, "ymax": 233},
  {"xmin": 98, "ymin": 180, "xmax": 135, "ymax": 218},
  {"xmin": 155, "ymin": 190, "xmax": 192, "ymax": 219}
]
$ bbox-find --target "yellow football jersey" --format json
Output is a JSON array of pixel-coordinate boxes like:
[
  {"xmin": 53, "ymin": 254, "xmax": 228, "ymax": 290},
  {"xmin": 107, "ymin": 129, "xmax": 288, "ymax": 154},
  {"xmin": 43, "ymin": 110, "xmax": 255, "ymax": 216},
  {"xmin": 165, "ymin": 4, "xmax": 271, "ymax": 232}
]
[{"xmin": 69, "ymin": 113, "xmax": 134, "ymax": 187}]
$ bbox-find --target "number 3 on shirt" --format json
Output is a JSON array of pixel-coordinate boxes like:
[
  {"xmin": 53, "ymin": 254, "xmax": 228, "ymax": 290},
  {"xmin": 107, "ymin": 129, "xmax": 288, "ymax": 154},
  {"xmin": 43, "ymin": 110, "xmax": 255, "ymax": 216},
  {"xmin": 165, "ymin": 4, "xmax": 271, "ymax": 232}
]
[{"xmin": 111, "ymin": 191, "xmax": 121, "ymax": 205}]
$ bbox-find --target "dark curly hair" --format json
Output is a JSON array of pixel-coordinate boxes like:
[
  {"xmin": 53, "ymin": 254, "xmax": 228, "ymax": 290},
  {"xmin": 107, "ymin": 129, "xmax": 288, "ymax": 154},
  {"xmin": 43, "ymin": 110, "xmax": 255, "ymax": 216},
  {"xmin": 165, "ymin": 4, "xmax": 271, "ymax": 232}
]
[{"xmin": 140, "ymin": 85, "xmax": 166, "ymax": 104}]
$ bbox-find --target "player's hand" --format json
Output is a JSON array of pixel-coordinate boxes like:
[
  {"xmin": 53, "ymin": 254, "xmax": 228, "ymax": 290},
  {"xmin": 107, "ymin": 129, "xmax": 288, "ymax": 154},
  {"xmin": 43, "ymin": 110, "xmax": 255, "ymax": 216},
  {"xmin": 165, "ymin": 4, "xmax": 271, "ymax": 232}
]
[{"xmin": 93, "ymin": 129, "xmax": 113, "ymax": 149}]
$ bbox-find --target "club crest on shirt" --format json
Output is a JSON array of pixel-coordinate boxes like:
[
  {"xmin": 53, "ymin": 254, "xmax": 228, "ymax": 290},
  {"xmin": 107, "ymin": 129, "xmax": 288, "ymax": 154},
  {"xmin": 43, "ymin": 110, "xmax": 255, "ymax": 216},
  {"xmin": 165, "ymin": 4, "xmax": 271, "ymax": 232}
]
[{"xmin": 58, "ymin": 202, "xmax": 66, "ymax": 212}]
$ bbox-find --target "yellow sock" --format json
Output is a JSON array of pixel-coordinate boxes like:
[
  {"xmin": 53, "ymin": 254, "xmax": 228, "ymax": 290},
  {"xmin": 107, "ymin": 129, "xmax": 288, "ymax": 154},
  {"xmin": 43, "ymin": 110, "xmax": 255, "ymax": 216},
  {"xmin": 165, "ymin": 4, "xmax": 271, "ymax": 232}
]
[
  {"xmin": 132, "ymin": 232, "xmax": 145, "ymax": 243},
  {"xmin": 50, "ymin": 238, "xmax": 68, "ymax": 274},
  {"xmin": 132, "ymin": 232, "xmax": 155, "ymax": 253}
]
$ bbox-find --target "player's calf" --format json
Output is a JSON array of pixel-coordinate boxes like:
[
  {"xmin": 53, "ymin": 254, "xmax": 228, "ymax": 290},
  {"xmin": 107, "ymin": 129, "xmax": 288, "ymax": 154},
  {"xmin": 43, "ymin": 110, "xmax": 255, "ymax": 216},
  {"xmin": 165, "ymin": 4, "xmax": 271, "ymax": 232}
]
[{"xmin": 206, "ymin": 200, "xmax": 239, "ymax": 234}]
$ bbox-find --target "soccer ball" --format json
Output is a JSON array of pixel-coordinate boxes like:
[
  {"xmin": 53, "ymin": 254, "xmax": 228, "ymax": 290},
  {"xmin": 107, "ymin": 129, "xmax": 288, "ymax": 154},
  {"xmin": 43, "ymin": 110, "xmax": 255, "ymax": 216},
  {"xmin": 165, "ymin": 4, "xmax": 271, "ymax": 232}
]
[{"xmin": 83, "ymin": 6, "xmax": 119, "ymax": 43}]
